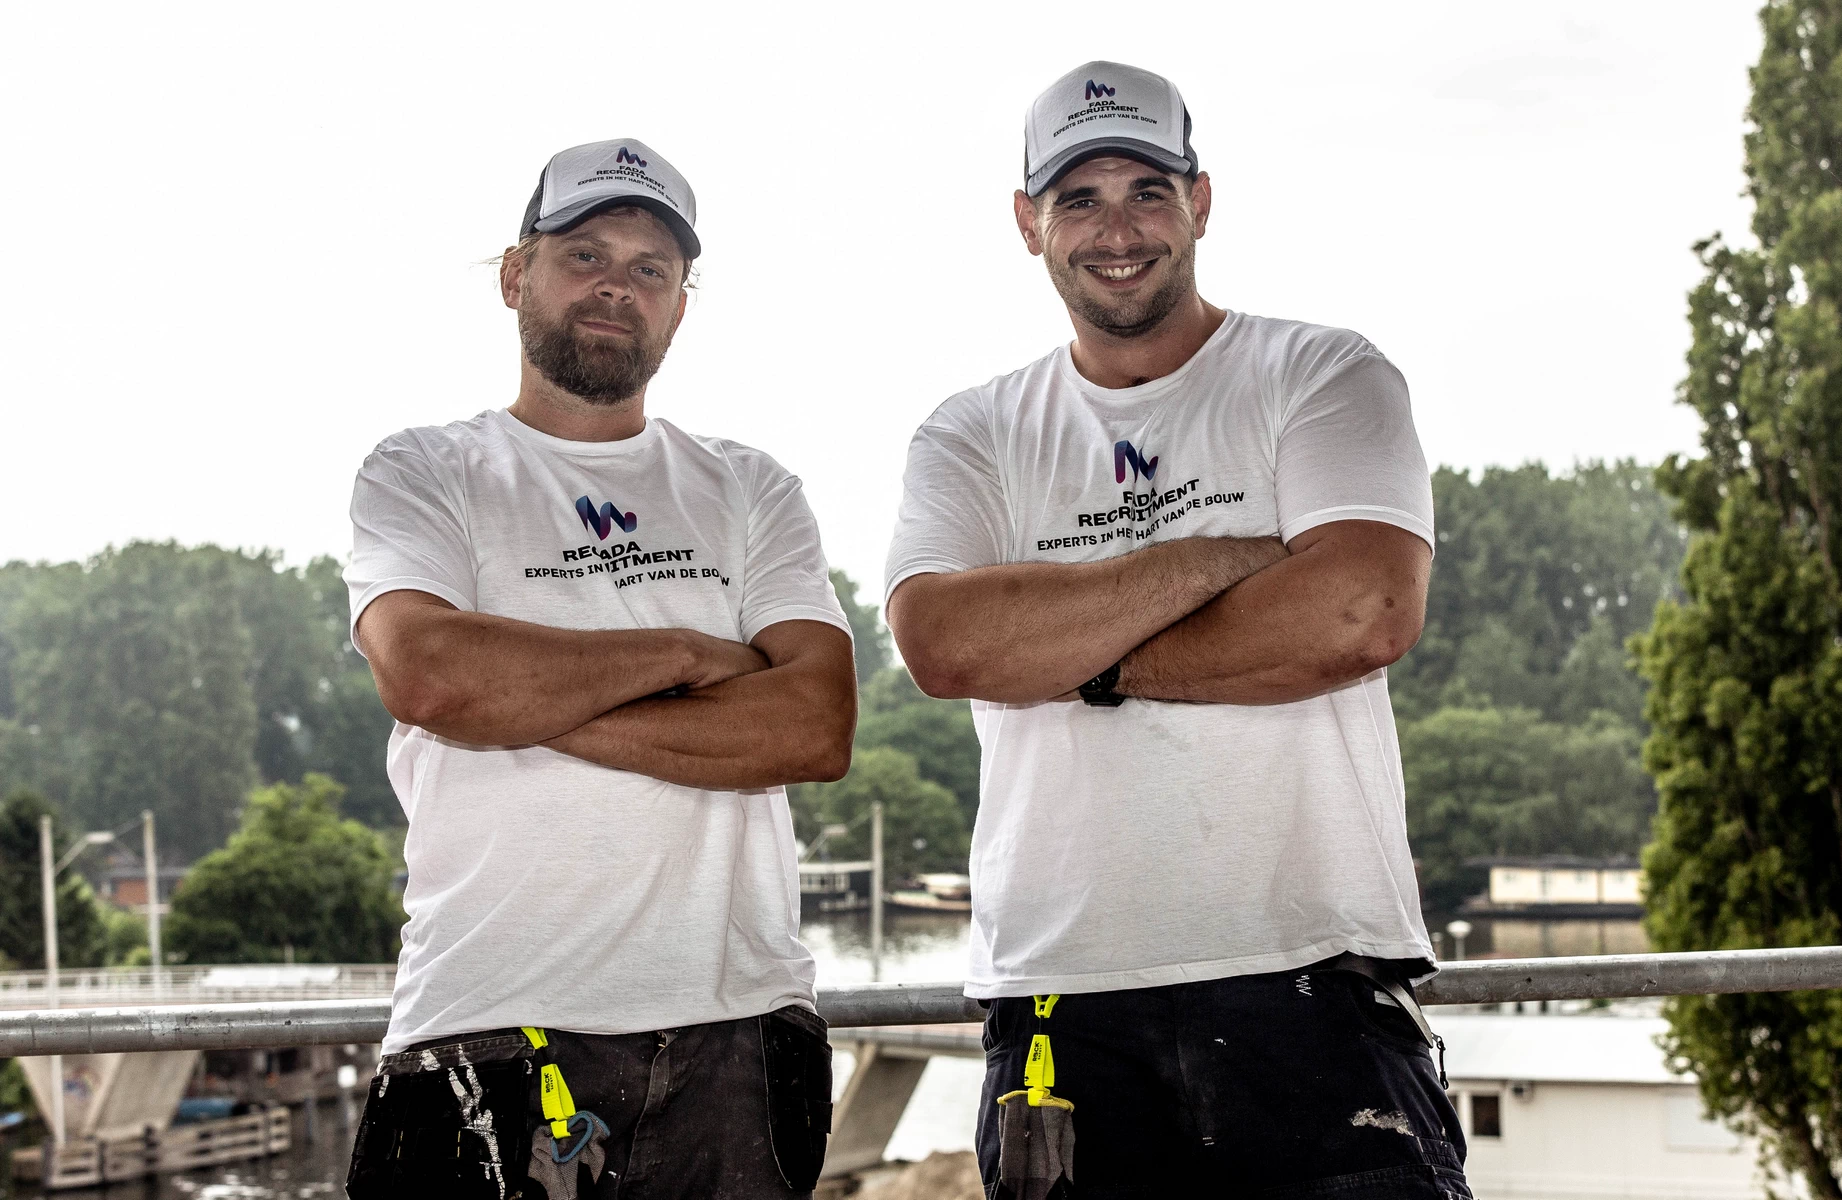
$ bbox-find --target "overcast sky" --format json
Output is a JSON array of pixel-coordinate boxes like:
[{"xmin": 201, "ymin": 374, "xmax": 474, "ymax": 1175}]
[{"xmin": 1, "ymin": 2, "xmax": 1762, "ymax": 594}]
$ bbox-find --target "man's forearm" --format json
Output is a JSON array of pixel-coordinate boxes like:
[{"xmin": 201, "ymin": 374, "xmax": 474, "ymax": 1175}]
[
  {"xmin": 888, "ymin": 535, "xmax": 1286, "ymax": 703},
  {"xmin": 1117, "ymin": 523, "xmax": 1430, "ymax": 705},
  {"xmin": 544, "ymin": 623, "xmax": 856, "ymax": 789},
  {"xmin": 360, "ymin": 597, "xmax": 762, "ymax": 746}
]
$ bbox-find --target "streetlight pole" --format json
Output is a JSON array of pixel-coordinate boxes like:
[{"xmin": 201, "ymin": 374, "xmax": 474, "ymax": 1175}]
[
  {"xmin": 870, "ymin": 802, "xmax": 884, "ymax": 983},
  {"xmin": 142, "ymin": 811, "xmax": 162, "ymax": 1001},
  {"xmin": 36, "ymin": 820, "xmax": 116, "ymax": 1148},
  {"xmin": 38, "ymin": 816, "xmax": 65, "ymax": 1146}
]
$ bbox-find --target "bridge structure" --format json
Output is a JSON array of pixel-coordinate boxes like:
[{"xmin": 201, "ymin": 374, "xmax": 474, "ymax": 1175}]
[{"xmin": 4, "ymin": 947, "xmax": 1842, "ymax": 1184}]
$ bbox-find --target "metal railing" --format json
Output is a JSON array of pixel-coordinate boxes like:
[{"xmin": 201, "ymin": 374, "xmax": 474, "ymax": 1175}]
[
  {"xmin": 2, "ymin": 947, "xmax": 1839, "ymax": 1058},
  {"xmin": 0, "ymin": 965, "xmax": 397, "ymax": 1011}
]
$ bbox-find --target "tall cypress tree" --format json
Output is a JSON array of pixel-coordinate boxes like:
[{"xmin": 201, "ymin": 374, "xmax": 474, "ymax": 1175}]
[{"xmin": 1636, "ymin": 3, "xmax": 1842, "ymax": 1191}]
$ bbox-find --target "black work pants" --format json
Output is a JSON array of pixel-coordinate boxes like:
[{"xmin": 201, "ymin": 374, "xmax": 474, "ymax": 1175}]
[
  {"xmin": 346, "ymin": 1005, "xmax": 831, "ymax": 1200},
  {"xmin": 976, "ymin": 961, "xmax": 1472, "ymax": 1198}
]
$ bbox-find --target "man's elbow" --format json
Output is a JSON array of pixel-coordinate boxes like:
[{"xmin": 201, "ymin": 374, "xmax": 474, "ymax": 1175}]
[
  {"xmin": 373, "ymin": 670, "xmax": 460, "ymax": 730},
  {"xmin": 1352, "ymin": 609, "xmax": 1424, "ymax": 673},
  {"xmin": 903, "ymin": 653, "xmax": 975, "ymax": 700}
]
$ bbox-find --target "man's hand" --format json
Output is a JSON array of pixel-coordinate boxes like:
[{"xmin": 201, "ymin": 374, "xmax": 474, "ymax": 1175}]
[
  {"xmin": 1118, "ymin": 520, "xmax": 1430, "ymax": 705},
  {"xmin": 888, "ymin": 535, "xmax": 1286, "ymax": 704},
  {"xmin": 356, "ymin": 591, "xmax": 770, "ymax": 745},
  {"xmin": 543, "ymin": 620, "xmax": 857, "ymax": 789}
]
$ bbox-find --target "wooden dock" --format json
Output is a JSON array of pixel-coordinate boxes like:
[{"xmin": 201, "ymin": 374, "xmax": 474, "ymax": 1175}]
[{"xmin": 11, "ymin": 1107, "xmax": 291, "ymax": 1190}]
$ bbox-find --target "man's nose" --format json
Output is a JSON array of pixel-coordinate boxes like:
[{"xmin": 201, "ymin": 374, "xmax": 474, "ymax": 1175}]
[
  {"xmin": 1093, "ymin": 202, "xmax": 1138, "ymax": 252},
  {"xmin": 595, "ymin": 271, "xmax": 636, "ymax": 303}
]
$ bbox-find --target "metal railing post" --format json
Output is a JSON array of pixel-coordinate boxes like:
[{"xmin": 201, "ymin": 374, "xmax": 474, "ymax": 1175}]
[{"xmin": 39, "ymin": 816, "xmax": 65, "ymax": 1145}]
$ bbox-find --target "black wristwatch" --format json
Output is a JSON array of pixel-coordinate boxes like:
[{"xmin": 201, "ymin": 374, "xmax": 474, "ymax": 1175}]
[{"xmin": 1079, "ymin": 662, "xmax": 1126, "ymax": 707}]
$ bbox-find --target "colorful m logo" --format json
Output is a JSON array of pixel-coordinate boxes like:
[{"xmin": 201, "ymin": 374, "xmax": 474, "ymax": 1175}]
[
  {"xmin": 1114, "ymin": 441, "xmax": 1159, "ymax": 485},
  {"xmin": 615, "ymin": 147, "xmax": 647, "ymax": 167},
  {"xmin": 576, "ymin": 495, "xmax": 638, "ymax": 539},
  {"xmin": 1085, "ymin": 80, "xmax": 1115, "ymax": 100}
]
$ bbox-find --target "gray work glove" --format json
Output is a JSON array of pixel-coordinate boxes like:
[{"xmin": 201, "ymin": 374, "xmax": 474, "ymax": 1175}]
[
  {"xmin": 996, "ymin": 1093, "xmax": 1075, "ymax": 1200},
  {"xmin": 526, "ymin": 1111, "xmax": 611, "ymax": 1200}
]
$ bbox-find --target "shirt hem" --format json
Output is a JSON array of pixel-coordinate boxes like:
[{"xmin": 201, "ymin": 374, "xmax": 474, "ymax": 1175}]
[
  {"xmin": 381, "ymin": 988, "xmax": 818, "ymax": 1054},
  {"xmin": 740, "ymin": 604, "xmax": 854, "ymax": 644},
  {"xmin": 962, "ymin": 936, "xmax": 1436, "ymax": 999},
  {"xmin": 1278, "ymin": 505, "xmax": 1435, "ymax": 553},
  {"xmin": 348, "ymin": 577, "xmax": 476, "ymax": 654},
  {"xmin": 883, "ymin": 559, "xmax": 978, "ymax": 604}
]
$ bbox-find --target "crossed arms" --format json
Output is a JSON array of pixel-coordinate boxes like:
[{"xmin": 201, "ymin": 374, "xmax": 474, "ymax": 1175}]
[
  {"xmin": 356, "ymin": 592, "xmax": 855, "ymax": 788},
  {"xmin": 886, "ymin": 520, "xmax": 1431, "ymax": 706}
]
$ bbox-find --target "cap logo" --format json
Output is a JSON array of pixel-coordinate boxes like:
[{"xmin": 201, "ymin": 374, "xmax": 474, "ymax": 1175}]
[
  {"xmin": 615, "ymin": 147, "xmax": 648, "ymax": 167},
  {"xmin": 1084, "ymin": 80, "xmax": 1115, "ymax": 100}
]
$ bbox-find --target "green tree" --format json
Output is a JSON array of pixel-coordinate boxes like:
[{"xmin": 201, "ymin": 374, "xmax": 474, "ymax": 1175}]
[
  {"xmin": 0, "ymin": 789, "xmax": 110, "ymax": 970},
  {"xmin": 830, "ymin": 569, "xmax": 893, "ymax": 686},
  {"xmin": 4, "ymin": 544, "xmax": 260, "ymax": 859},
  {"xmin": 1634, "ymin": 4, "xmax": 1842, "ymax": 1191},
  {"xmin": 856, "ymin": 666, "xmax": 981, "ymax": 825},
  {"xmin": 788, "ymin": 747, "xmax": 969, "ymax": 880},
  {"xmin": 1400, "ymin": 708, "xmax": 1655, "ymax": 909},
  {"xmin": 166, "ymin": 774, "xmax": 404, "ymax": 964},
  {"xmin": 1390, "ymin": 461, "xmax": 1685, "ymax": 724}
]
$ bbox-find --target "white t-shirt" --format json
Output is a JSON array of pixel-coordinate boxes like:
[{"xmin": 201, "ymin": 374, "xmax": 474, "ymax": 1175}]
[
  {"xmin": 885, "ymin": 312, "xmax": 1437, "ymax": 999},
  {"xmin": 345, "ymin": 409, "xmax": 849, "ymax": 1053}
]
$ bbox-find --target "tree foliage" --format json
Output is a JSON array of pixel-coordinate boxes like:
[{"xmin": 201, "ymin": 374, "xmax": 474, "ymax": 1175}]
[
  {"xmin": 788, "ymin": 746, "xmax": 969, "ymax": 880},
  {"xmin": 0, "ymin": 544, "xmax": 398, "ymax": 860},
  {"xmin": 1401, "ymin": 708, "xmax": 1655, "ymax": 909},
  {"xmin": 830, "ymin": 569, "xmax": 893, "ymax": 686},
  {"xmin": 0, "ymin": 789, "xmax": 111, "ymax": 970},
  {"xmin": 166, "ymin": 774, "xmax": 404, "ymax": 964},
  {"xmin": 1634, "ymin": 4, "xmax": 1842, "ymax": 1191},
  {"xmin": 856, "ymin": 666, "xmax": 981, "ymax": 826}
]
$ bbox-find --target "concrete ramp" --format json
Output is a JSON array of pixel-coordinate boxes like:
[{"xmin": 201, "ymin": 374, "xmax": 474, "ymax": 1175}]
[{"xmin": 19, "ymin": 1051, "xmax": 199, "ymax": 1140}]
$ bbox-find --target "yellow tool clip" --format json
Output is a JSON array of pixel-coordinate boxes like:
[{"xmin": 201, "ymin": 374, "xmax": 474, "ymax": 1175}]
[{"xmin": 523, "ymin": 1027, "xmax": 577, "ymax": 1138}]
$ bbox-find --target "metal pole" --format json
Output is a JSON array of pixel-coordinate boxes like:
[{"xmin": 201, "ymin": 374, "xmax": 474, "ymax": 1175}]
[
  {"xmin": 870, "ymin": 802, "xmax": 884, "ymax": 983},
  {"xmin": 142, "ymin": 811, "xmax": 162, "ymax": 1001},
  {"xmin": 38, "ymin": 815, "xmax": 65, "ymax": 1145}
]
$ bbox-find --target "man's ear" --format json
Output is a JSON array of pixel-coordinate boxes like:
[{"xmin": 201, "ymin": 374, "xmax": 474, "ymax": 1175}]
[
  {"xmin": 1189, "ymin": 172, "xmax": 1212, "ymax": 241},
  {"xmin": 1013, "ymin": 190, "xmax": 1044, "ymax": 256},
  {"xmin": 500, "ymin": 248, "xmax": 526, "ymax": 310}
]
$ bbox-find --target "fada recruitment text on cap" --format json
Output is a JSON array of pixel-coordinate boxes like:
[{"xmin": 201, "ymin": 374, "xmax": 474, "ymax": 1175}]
[
  {"xmin": 1023, "ymin": 61, "xmax": 1197, "ymax": 198},
  {"xmin": 519, "ymin": 138, "xmax": 701, "ymax": 260}
]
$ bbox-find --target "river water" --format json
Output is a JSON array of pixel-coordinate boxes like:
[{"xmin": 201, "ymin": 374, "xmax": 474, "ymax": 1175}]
[{"xmin": 3, "ymin": 911, "xmax": 1644, "ymax": 1197}]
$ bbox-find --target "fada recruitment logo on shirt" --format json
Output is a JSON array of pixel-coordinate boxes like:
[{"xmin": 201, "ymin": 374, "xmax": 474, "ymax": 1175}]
[
  {"xmin": 576, "ymin": 495, "xmax": 639, "ymax": 538},
  {"xmin": 1114, "ymin": 440, "xmax": 1159, "ymax": 485}
]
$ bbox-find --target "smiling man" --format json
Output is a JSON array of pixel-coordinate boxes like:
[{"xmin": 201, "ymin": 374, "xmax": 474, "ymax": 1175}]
[
  {"xmin": 341, "ymin": 139, "xmax": 854, "ymax": 1200},
  {"xmin": 885, "ymin": 64, "xmax": 1472, "ymax": 1197}
]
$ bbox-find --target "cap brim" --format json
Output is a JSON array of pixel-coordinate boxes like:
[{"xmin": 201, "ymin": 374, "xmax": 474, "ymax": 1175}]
[
  {"xmin": 527, "ymin": 194, "xmax": 702, "ymax": 261},
  {"xmin": 1025, "ymin": 139, "xmax": 1194, "ymax": 198}
]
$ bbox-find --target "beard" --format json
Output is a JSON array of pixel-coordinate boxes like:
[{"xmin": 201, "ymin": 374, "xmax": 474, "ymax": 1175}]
[
  {"xmin": 1046, "ymin": 237, "xmax": 1197, "ymax": 339},
  {"xmin": 518, "ymin": 296, "xmax": 675, "ymax": 404}
]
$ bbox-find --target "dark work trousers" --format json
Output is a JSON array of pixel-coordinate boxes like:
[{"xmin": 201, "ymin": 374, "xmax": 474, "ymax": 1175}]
[
  {"xmin": 976, "ymin": 962, "xmax": 1472, "ymax": 1199},
  {"xmin": 346, "ymin": 1005, "xmax": 831, "ymax": 1200}
]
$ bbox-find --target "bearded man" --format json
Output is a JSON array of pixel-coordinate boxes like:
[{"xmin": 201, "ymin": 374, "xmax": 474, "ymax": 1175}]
[
  {"xmin": 885, "ymin": 64, "xmax": 1473, "ymax": 1197},
  {"xmin": 342, "ymin": 139, "xmax": 854, "ymax": 1200}
]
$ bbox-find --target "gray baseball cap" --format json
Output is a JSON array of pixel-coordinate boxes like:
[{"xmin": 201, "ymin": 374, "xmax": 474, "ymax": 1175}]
[
  {"xmin": 520, "ymin": 138, "xmax": 701, "ymax": 260},
  {"xmin": 1024, "ymin": 62, "xmax": 1198, "ymax": 198}
]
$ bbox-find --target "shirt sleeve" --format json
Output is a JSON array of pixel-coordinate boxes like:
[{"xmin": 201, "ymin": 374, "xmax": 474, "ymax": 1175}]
[
  {"xmin": 1273, "ymin": 352, "xmax": 1435, "ymax": 550},
  {"xmin": 884, "ymin": 393, "xmax": 1010, "ymax": 600},
  {"xmin": 739, "ymin": 467, "xmax": 851, "ymax": 644},
  {"xmin": 343, "ymin": 436, "xmax": 477, "ymax": 652}
]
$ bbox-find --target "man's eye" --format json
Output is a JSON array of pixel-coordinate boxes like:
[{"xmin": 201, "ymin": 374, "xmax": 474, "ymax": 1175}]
[
  {"xmin": 574, "ymin": 251, "xmax": 597, "ymax": 263},
  {"xmin": 637, "ymin": 265, "xmax": 661, "ymax": 277}
]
